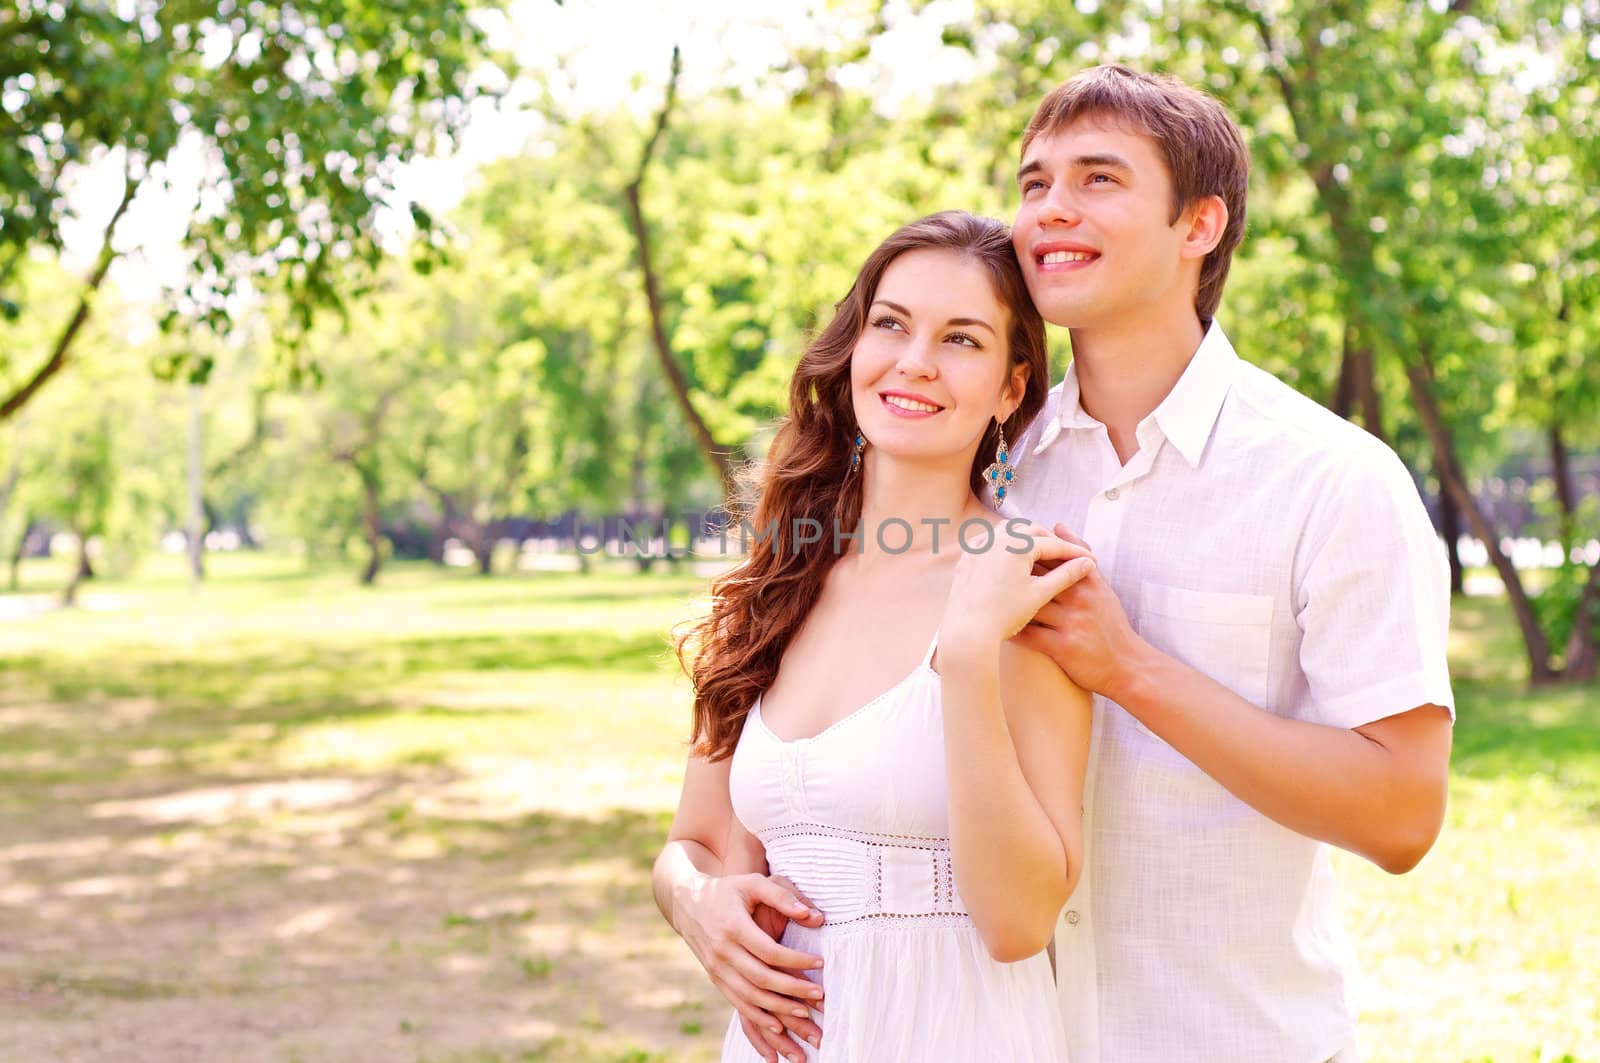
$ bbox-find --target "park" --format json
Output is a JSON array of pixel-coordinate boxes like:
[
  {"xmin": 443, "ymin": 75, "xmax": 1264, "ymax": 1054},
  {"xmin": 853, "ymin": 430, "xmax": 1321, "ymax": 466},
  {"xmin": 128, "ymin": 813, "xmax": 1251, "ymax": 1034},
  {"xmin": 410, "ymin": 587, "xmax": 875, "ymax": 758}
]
[{"xmin": 2, "ymin": 1, "xmax": 1598, "ymax": 1060}]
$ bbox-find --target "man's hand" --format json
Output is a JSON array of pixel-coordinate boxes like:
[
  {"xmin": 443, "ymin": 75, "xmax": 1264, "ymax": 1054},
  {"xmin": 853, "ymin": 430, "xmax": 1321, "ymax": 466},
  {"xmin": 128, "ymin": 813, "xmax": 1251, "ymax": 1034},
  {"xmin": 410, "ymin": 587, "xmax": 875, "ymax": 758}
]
[
  {"xmin": 672, "ymin": 871, "xmax": 826, "ymax": 1062},
  {"xmin": 1011, "ymin": 521, "xmax": 1143, "ymax": 698}
]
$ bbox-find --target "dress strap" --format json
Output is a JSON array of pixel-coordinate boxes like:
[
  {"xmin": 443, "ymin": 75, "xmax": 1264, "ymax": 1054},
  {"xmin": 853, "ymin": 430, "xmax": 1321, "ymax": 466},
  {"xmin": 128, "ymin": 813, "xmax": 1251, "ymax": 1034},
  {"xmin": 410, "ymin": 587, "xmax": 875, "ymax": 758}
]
[{"xmin": 920, "ymin": 628, "xmax": 940, "ymax": 671}]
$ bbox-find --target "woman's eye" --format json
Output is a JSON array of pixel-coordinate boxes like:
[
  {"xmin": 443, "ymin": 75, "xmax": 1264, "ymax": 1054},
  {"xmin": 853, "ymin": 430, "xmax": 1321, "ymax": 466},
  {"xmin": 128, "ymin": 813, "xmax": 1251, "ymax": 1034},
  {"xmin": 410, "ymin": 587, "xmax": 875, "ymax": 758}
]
[
  {"xmin": 947, "ymin": 332, "xmax": 980, "ymax": 348},
  {"xmin": 871, "ymin": 316, "xmax": 906, "ymax": 332}
]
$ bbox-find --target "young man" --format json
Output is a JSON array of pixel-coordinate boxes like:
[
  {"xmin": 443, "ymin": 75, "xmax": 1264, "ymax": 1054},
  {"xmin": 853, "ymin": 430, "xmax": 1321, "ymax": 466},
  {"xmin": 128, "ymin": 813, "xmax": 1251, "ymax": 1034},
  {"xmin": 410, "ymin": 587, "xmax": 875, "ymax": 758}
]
[{"xmin": 1003, "ymin": 64, "xmax": 1453, "ymax": 1062}]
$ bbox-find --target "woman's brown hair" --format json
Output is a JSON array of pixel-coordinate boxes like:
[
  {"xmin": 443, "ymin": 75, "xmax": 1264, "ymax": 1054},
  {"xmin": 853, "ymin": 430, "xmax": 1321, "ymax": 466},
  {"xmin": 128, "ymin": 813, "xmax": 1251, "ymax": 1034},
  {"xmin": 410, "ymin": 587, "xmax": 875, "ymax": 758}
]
[{"xmin": 677, "ymin": 210, "xmax": 1048, "ymax": 761}]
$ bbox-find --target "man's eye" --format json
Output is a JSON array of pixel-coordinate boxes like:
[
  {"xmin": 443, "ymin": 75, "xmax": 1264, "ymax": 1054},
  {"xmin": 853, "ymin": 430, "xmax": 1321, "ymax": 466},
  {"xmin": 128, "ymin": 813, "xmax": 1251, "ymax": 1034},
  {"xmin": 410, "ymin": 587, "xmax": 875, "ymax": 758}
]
[
  {"xmin": 1089, "ymin": 173, "xmax": 1114, "ymax": 184},
  {"xmin": 1023, "ymin": 179, "xmax": 1045, "ymax": 193}
]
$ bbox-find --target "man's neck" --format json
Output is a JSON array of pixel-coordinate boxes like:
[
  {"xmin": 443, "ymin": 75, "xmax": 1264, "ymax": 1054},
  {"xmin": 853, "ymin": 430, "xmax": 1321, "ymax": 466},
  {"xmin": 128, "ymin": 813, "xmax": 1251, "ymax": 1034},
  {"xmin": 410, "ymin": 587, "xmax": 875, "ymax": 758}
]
[{"xmin": 1068, "ymin": 314, "xmax": 1207, "ymax": 464}]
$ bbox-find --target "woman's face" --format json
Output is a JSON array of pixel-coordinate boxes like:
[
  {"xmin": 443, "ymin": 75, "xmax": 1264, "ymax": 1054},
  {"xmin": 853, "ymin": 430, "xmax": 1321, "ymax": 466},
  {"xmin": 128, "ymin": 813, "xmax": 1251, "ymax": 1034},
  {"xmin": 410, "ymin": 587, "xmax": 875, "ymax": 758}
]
[{"xmin": 850, "ymin": 248, "xmax": 1024, "ymax": 468}]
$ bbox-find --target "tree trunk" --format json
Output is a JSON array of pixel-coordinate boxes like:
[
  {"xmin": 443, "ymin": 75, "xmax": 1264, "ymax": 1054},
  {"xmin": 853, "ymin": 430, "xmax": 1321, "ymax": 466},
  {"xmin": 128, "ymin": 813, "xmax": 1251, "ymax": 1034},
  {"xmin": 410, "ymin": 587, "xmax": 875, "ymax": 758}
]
[
  {"xmin": 1351, "ymin": 344, "xmax": 1384, "ymax": 444},
  {"xmin": 187, "ymin": 382, "xmax": 205, "ymax": 586},
  {"xmin": 1405, "ymin": 359, "xmax": 1554, "ymax": 683},
  {"xmin": 1438, "ymin": 488, "xmax": 1465, "ymax": 596},
  {"xmin": 1331, "ymin": 320, "xmax": 1384, "ymax": 442},
  {"xmin": 624, "ymin": 46, "xmax": 738, "ymax": 502},
  {"xmin": 359, "ymin": 466, "xmax": 383, "ymax": 586},
  {"xmin": 427, "ymin": 498, "xmax": 455, "ymax": 565},
  {"xmin": 1331, "ymin": 333, "xmax": 1354, "ymax": 418},
  {"xmin": 1550, "ymin": 421, "xmax": 1577, "ymax": 547},
  {"xmin": 1, "ymin": 170, "xmax": 138, "ymax": 422},
  {"xmin": 1561, "ymin": 562, "xmax": 1600, "ymax": 682},
  {"xmin": 475, "ymin": 523, "xmax": 496, "ymax": 576},
  {"xmin": 0, "ymin": 422, "xmax": 21, "ymax": 527},
  {"xmin": 62, "ymin": 526, "xmax": 93, "ymax": 607},
  {"xmin": 8, "ymin": 516, "xmax": 28, "ymax": 592}
]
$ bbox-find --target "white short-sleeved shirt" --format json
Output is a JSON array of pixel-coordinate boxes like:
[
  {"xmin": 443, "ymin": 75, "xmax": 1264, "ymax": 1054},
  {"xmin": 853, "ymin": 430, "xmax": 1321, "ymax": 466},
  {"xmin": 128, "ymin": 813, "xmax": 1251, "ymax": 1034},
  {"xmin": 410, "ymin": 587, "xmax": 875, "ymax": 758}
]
[{"xmin": 1000, "ymin": 322, "xmax": 1454, "ymax": 1063}]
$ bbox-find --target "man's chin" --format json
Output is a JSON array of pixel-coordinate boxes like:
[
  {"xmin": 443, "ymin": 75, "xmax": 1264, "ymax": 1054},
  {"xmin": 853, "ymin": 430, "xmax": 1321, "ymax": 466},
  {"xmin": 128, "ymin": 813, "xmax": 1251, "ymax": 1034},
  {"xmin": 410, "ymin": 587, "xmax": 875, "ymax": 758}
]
[{"xmin": 1028, "ymin": 293, "xmax": 1105, "ymax": 330}]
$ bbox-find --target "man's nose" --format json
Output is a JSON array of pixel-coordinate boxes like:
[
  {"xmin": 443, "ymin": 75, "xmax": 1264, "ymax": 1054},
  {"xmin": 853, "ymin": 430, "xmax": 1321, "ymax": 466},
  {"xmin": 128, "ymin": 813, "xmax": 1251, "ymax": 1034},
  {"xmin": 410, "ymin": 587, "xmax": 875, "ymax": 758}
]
[{"xmin": 1037, "ymin": 184, "xmax": 1082, "ymax": 228}]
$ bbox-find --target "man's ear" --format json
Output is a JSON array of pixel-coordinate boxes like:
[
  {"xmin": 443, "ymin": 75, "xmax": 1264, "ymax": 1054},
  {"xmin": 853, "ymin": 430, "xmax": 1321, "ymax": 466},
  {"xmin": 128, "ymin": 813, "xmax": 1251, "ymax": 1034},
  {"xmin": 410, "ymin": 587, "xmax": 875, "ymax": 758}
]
[{"xmin": 1180, "ymin": 194, "xmax": 1228, "ymax": 260}]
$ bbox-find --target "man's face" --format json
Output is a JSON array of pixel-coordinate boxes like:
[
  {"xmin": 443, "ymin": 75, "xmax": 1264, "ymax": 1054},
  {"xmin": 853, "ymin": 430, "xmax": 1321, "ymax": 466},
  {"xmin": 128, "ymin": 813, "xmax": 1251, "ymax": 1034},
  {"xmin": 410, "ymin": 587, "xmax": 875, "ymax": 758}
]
[{"xmin": 1012, "ymin": 116, "xmax": 1193, "ymax": 330}]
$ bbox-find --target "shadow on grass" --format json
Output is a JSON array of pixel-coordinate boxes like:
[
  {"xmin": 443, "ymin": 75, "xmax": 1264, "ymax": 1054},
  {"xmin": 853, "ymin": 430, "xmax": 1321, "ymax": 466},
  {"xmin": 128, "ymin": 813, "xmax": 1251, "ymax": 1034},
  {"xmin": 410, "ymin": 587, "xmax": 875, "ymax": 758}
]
[
  {"xmin": 0, "ymin": 751, "xmax": 707, "ymax": 1060},
  {"xmin": 2, "ymin": 628, "xmax": 675, "ymax": 704}
]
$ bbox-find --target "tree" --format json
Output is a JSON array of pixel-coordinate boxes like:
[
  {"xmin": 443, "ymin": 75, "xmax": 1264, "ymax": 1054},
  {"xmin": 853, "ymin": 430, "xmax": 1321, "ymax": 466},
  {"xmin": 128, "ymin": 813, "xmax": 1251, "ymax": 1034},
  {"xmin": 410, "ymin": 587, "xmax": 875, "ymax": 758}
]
[{"xmin": 0, "ymin": 0, "xmax": 502, "ymax": 419}]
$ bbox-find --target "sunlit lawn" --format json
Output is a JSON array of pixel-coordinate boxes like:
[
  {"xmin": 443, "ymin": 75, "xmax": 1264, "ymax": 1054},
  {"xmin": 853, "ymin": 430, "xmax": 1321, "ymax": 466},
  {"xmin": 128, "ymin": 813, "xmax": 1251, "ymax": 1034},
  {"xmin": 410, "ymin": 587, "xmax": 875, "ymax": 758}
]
[{"xmin": 0, "ymin": 551, "xmax": 1596, "ymax": 1061}]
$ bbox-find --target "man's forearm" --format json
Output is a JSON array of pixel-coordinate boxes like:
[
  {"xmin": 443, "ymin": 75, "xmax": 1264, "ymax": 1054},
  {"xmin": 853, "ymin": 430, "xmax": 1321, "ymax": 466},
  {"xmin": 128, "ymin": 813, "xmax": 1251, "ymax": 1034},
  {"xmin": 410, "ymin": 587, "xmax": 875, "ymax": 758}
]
[{"xmin": 1107, "ymin": 639, "xmax": 1448, "ymax": 873}]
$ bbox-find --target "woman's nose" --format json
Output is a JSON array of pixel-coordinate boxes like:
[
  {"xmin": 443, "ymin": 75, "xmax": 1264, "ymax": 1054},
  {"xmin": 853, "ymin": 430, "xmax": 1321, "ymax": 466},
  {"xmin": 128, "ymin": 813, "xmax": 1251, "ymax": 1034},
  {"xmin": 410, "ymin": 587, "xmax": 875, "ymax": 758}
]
[{"xmin": 895, "ymin": 335, "xmax": 938, "ymax": 378}]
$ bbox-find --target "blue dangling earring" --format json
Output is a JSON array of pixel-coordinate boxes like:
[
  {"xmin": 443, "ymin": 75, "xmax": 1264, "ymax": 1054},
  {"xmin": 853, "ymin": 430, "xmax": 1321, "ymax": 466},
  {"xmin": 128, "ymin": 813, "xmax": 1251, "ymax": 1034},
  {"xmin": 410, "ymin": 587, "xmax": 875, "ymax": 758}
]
[
  {"xmin": 983, "ymin": 421, "xmax": 1016, "ymax": 506},
  {"xmin": 848, "ymin": 429, "xmax": 866, "ymax": 476}
]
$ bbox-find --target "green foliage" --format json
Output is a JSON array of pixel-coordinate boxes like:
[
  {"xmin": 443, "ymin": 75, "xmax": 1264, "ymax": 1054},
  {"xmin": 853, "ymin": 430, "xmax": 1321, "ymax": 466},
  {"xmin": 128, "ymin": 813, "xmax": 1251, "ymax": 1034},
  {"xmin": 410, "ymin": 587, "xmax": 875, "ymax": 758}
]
[{"xmin": 0, "ymin": 0, "xmax": 503, "ymax": 396}]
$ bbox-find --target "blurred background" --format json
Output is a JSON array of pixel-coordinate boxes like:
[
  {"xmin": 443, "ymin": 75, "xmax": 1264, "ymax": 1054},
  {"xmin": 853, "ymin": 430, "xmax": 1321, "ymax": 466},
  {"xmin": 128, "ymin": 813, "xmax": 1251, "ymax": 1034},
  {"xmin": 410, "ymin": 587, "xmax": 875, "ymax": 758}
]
[{"xmin": 1, "ymin": 1, "xmax": 1596, "ymax": 1060}]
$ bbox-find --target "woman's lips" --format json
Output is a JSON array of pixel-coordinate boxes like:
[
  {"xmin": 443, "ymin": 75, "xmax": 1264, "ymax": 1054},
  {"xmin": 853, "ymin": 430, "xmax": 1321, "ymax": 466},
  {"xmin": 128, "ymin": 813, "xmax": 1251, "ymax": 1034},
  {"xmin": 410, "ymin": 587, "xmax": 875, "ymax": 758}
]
[{"xmin": 880, "ymin": 393, "xmax": 943, "ymax": 418}]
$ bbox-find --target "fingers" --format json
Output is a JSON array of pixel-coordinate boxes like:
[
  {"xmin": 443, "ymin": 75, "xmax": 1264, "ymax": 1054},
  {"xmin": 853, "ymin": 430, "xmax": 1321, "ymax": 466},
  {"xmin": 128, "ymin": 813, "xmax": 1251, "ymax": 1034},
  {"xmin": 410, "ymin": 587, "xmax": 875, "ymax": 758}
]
[
  {"xmin": 777, "ymin": 1007, "xmax": 824, "ymax": 1052},
  {"xmin": 766, "ymin": 876, "xmax": 824, "ymax": 927},
  {"xmin": 718, "ymin": 972, "xmax": 792, "ymax": 1038},
  {"xmin": 1030, "ymin": 533, "xmax": 1092, "ymax": 565},
  {"xmin": 1038, "ymin": 555, "xmax": 1096, "ymax": 598},
  {"xmin": 738, "ymin": 1008, "xmax": 809, "ymax": 1063},
  {"xmin": 738, "ymin": 1014, "xmax": 784, "ymax": 1063},
  {"xmin": 729, "ymin": 948, "xmax": 826, "ymax": 1009},
  {"xmin": 749, "ymin": 877, "xmax": 825, "ymax": 929},
  {"xmin": 742, "ymin": 924, "xmax": 825, "ymax": 972},
  {"xmin": 1017, "ymin": 554, "xmax": 1094, "ymax": 618},
  {"xmin": 1030, "ymin": 600, "xmax": 1069, "ymax": 629},
  {"xmin": 1008, "ymin": 623, "xmax": 1054, "ymax": 656},
  {"xmin": 720, "ymin": 966, "xmax": 819, "ymax": 1056},
  {"xmin": 1052, "ymin": 522, "xmax": 1090, "ymax": 550}
]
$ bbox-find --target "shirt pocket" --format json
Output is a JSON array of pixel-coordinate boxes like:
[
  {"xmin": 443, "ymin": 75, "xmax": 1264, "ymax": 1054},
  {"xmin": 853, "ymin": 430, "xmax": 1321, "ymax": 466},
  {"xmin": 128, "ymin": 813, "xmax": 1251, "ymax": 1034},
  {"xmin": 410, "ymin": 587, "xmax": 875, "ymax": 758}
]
[{"xmin": 1133, "ymin": 581, "xmax": 1274, "ymax": 741}]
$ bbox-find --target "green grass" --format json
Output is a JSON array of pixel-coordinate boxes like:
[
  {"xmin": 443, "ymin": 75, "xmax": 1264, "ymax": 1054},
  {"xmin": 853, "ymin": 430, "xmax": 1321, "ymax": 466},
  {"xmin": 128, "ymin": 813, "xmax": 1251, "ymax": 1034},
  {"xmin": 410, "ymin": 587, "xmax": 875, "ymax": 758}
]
[{"xmin": 0, "ymin": 552, "xmax": 1596, "ymax": 1061}]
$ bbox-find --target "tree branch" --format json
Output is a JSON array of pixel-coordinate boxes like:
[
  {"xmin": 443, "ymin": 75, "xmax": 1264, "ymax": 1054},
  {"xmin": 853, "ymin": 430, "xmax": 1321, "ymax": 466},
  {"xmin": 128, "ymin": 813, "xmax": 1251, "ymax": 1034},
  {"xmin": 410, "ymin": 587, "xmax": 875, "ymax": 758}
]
[
  {"xmin": 623, "ymin": 45, "xmax": 738, "ymax": 499},
  {"xmin": 0, "ymin": 166, "xmax": 139, "ymax": 421}
]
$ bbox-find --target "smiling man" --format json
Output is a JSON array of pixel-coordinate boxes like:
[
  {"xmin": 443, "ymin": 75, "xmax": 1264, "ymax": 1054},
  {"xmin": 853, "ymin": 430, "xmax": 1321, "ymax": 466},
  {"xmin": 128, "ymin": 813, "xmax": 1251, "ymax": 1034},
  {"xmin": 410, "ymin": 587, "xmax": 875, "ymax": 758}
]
[{"xmin": 1001, "ymin": 65, "xmax": 1455, "ymax": 1063}]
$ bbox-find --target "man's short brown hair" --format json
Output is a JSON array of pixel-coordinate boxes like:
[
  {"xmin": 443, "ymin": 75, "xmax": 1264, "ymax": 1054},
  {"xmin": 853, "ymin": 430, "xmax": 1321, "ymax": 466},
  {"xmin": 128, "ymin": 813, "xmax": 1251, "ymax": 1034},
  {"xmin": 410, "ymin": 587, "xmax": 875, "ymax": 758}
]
[{"xmin": 1022, "ymin": 64, "xmax": 1249, "ymax": 322}]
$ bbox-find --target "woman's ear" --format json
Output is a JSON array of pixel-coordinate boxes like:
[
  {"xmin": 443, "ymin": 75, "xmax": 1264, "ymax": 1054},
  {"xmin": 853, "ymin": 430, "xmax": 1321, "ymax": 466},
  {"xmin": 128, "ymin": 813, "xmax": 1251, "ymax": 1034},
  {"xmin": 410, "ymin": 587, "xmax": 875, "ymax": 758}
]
[{"xmin": 1001, "ymin": 362, "xmax": 1030, "ymax": 420}]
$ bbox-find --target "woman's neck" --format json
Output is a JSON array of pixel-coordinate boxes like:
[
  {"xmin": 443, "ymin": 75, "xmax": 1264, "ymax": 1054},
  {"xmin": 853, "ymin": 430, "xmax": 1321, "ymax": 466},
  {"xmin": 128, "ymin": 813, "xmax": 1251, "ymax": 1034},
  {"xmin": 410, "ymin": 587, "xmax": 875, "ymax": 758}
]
[{"xmin": 853, "ymin": 450, "xmax": 986, "ymax": 559}]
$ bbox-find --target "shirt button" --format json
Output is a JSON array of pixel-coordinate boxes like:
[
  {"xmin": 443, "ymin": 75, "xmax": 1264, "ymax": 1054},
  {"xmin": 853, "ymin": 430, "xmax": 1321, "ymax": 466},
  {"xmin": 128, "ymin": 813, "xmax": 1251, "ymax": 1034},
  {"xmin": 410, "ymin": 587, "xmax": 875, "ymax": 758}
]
[
  {"xmin": 1064, "ymin": 910, "xmax": 1080, "ymax": 926},
  {"xmin": 1103, "ymin": 488, "xmax": 1120, "ymax": 501}
]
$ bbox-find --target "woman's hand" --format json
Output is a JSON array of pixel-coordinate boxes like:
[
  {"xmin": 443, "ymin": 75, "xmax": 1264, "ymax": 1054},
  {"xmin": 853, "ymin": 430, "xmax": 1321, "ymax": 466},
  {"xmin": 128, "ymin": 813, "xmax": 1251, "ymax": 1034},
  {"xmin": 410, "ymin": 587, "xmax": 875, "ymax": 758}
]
[
  {"xmin": 671, "ymin": 871, "xmax": 826, "ymax": 1061},
  {"xmin": 941, "ymin": 520, "xmax": 1096, "ymax": 647}
]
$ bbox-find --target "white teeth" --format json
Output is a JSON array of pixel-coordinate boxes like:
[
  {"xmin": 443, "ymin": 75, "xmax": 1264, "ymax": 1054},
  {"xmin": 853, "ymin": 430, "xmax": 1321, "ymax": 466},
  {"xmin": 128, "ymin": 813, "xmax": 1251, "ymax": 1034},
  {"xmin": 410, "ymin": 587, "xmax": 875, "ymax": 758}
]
[
  {"xmin": 884, "ymin": 395, "xmax": 941, "ymax": 413},
  {"xmin": 1041, "ymin": 250, "xmax": 1095, "ymax": 264}
]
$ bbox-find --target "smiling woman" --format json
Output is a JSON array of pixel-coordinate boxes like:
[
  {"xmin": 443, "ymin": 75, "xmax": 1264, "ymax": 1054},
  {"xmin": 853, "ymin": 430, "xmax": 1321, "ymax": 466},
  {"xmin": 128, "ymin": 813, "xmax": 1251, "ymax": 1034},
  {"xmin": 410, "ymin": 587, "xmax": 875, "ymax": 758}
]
[
  {"xmin": 676, "ymin": 211, "xmax": 1050, "ymax": 764},
  {"xmin": 654, "ymin": 211, "xmax": 1097, "ymax": 1063}
]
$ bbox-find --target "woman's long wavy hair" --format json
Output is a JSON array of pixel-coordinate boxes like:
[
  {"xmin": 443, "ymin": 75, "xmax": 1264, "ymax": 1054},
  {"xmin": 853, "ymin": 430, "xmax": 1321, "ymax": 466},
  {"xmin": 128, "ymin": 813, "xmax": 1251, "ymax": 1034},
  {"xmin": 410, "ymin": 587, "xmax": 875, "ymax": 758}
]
[{"xmin": 677, "ymin": 211, "xmax": 1049, "ymax": 761}]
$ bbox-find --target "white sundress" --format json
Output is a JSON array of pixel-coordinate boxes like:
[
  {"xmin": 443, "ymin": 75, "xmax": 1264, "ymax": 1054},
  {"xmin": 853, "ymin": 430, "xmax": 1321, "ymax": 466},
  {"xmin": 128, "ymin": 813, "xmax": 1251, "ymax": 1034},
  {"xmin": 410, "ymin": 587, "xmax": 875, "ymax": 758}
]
[{"xmin": 719, "ymin": 630, "xmax": 1069, "ymax": 1062}]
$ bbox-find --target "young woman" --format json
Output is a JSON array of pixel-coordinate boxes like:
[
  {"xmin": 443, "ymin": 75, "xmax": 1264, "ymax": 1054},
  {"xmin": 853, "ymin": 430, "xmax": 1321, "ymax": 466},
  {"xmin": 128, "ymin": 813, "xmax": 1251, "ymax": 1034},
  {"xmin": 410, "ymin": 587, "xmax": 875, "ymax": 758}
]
[{"xmin": 653, "ymin": 212, "xmax": 1094, "ymax": 1062}]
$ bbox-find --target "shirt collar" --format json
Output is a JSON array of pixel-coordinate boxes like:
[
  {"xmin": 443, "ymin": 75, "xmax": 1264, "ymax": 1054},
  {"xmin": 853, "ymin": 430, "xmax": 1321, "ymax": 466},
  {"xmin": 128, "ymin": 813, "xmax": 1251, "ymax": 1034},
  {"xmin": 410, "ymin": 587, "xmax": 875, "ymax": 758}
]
[{"xmin": 1034, "ymin": 320, "xmax": 1239, "ymax": 468}]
